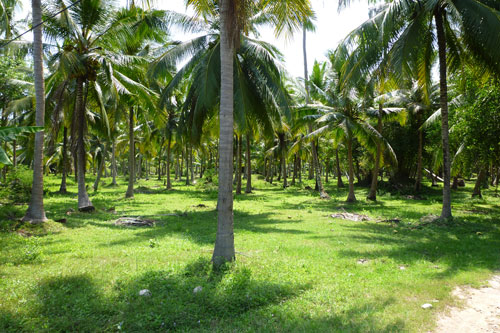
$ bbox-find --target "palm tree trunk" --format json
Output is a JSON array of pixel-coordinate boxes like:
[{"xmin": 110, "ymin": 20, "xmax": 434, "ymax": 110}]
[
  {"xmin": 111, "ymin": 140, "xmax": 117, "ymax": 186},
  {"xmin": 472, "ymin": 167, "xmax": 485, "ymax": 198},
  {"xmin": 93, "ymin": 144, "xmax": 107, "ymax": 192},
  {"xmin": 346, "ymin": 136, "xmax": 356, "ymax": 202},
  {"xmin": 291, "ymin": 154, "xmax": 297, "ymax": 186},
  {"xmin": 125, "ymin": 107, "xmax": 135, "ymax": 198},
  {"xmin": 367, "ymin": 111, "xmax": 382, "ymax": 201},
  {"xmin": 166, "ymin": 133, "xmax": 172, "ymax": 189},
  {"xmin": 23, "ymin": 0, "xmax": 47, "ymax": 223},
  {"xmin": 311, "ymin": 133, "xmax": 329, "ymax": 199},
  {"xmin": 213, "ymin": 0, "xmax": 235, "ymax": 267},
  {"xmin": 245, "ymin": 134, "xmax": 252, "ymax": 193},
  {"xmin": 236, "ymin": 134, "xmax": 242, "ymax": 194},
  {"xmin": 74, "ymin": 78, "xmax": 94, "ymax": 211},
  {"xmin": 59, "ymin": 126, "xmax": 68, "ymax": 193},
  {"xmin": 415, "ymin": 112, "xmax": 423, "ymax": 192},
  {"xmin": 435, "ymin": 8, "xmax": 452, "ymax": 219},
  {"xmin": 298, "ymin": 156, "xmax": 302, "ymax": 184},
  {"xmin": 190, "ymin": 146, "xmax": 194, "ymax": 182},
  {"xmin": 185, "ymin": 144, "xmax": 190, "ymax": 185}
]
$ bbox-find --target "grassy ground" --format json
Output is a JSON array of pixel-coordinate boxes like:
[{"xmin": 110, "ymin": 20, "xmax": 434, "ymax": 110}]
[{"xmin": 1, "ymin": 173, "xmax": 500, "ymax": 332}]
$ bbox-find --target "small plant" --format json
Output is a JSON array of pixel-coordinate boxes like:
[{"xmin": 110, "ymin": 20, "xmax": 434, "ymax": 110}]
[
  {"xmin": 0, "ymin": 166, "xmax": 38, "ymax": 203},
  {"xmin": 149, "ymin": 239, "xmax": 158, "ymax": 248}
]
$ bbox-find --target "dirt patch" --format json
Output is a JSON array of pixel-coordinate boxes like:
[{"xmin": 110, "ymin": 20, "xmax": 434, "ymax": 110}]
[{"xmin": 435, "ymin": 274, "xmax": 500, "ymax": 332}]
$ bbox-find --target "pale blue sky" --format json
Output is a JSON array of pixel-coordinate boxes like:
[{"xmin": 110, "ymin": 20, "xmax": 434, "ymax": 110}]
[{"xmin": 18, "ymin": 0, "xmax": 370, "ymax": 78}]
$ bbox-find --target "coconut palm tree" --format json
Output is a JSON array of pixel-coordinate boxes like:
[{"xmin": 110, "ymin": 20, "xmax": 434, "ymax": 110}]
[
  {"xmin": 22, "ymin": 0, "xmax": 47, "ymax": 223},
  {"xmin": 181, "ymin": 0, "xmax": 313, "ymax": 266},
  {"xmin": 339, "ymin": 0, "xmax": 500, "ymax": 218}
]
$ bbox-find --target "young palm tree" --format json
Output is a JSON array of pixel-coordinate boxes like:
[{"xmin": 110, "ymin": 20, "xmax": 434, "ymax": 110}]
[{"xmin": 22, "ymin": 0, "xmax": 47, "ymax": 223}]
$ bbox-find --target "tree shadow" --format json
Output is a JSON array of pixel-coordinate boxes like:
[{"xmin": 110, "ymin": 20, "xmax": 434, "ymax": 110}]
[
  {"xmin": 0, "ymin": 258, "xmax": 312, "ymax": 332},
  {"xmin": 327, "ymin": 218, "xmax": 500, "ymax": 279},
  {"xmin": 90, "ymin": 209, "xmax": 310, "ymax": 248}
]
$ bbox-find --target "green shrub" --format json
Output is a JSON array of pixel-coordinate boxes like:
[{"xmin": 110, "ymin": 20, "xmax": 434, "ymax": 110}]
[{"xmin": 0, "ymin": 166, "xmax": 34, "ymax": 203}]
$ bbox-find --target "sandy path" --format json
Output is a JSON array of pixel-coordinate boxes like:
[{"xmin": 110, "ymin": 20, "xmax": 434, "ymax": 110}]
[{"xmin": 435, "ymin": 274, "xmax": 500, "ymax": 332}]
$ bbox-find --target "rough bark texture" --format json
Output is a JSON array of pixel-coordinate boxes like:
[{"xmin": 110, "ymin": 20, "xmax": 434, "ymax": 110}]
[
  {"xmin": 435, "ymin": 8, "xmax": 452, "ymax": 219},
  {"xmin": 213, "ymin": 0, "xmax": 235, "ymax": 267},
  {"xmin": 346, "ymin": 136, "xmax": 357, "ymax": 202},
  {"xmin": 367, "ymin": 110, "xmax": 382, "ymax": 201},
  {"xmin": 75, "ymin": 78, "xmax": 94, "ymax": 211},
  {"xmin": 245, "ymin": 134, "xmax": 252, "ymax": 193},
  {"xmin": 59, "ymin": 127, "xmax": 68, "ymax": 194},
  {"xmin": 125, "ymin": 107, "xmax": 135, "ymax": 198},
  {"xmin": 23, "ymin": 0, "xmax": 47, "ymax": 223}
]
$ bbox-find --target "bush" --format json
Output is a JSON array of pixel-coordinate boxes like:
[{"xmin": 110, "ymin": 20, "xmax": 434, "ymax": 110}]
[{"xmin": 0, "ymin": 166, "xmax": 35, "ymax": 203}]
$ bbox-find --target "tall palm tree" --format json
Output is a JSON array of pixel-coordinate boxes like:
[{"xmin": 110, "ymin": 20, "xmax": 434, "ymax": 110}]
[
  {"xmin": 22, "ymin": 0, "xmax": 47, "ymax": 223},
  {"xmin": 183, "ymin": 0, "xmax": 313, "ymax": 266},
  {"xmin": 339, "ymin": 0, "xmax": 500, "ymax": 217}
]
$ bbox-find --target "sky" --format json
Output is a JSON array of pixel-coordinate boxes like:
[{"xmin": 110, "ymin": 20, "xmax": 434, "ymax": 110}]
[{"xmin": 17, "ymin": 0, "xmax": 370, "ymax": 79}]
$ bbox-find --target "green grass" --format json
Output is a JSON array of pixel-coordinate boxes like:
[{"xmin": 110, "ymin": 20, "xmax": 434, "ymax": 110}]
[{"xmin": 1, "ymin": 174, "xmax": 500, "ymax": 332}]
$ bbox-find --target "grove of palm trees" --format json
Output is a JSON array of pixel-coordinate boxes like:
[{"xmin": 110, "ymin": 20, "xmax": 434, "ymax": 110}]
[{"xmin": 1, "ymin": 0, "xmax": 500, "ymax": 331}]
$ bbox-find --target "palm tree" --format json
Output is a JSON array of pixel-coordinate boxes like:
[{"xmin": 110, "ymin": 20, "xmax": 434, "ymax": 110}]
[
  {"xmin": 339, "ymin": 0, "xmax": 500, "ymax": 218},
  {"xmin": 183, "ymin": 0, "xmax": 313, "ymax": 266},
  {"xmin": 22, "ymin": 0, "xmax": 47, "ymax": 223}
]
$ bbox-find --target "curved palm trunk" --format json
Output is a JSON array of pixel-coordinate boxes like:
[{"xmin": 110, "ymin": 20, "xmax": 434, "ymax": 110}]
[
  {"xmin": 435, "ymin": 8, "xmax": 452, "ymax": 219},
  {"xmin": 75, "ymin": 78, "xmax": 94, "ymax": 211},
  {"xmin": 367, "ymin": 111, "xmax": 382, "ymax": 201},
  {"xmin": 472, "ymin": 167, "xmax": 485, "ymax": 198},
  {"xmin": 125, "ymin": 107, "xmax": 135, "ymax": 198},
  {"xmin": 59, "ymin": 126, "xmax": 68, "ymax": 193},
  {"xmin": 346, "ymin": 136, "xmax": 356, "ymax": 202},
  {"xmin": 415, "ymin": 112, "xmax": 423, "ymax": 192},
  {"xmin": 111, "ymin": 141, "xmax": 117, "ymax": 186},
  {"xmin": 93, "ymin": 144, "xmax": 107, "ymax": 192},
  {"xmin": 245, "ymin": 134, "xmax": 252, "ymax": 193},
  {"xmin": 166, "ymin": 133, "xmax": 172, "ymax": 189},
  {"xmin": 23, "ymin": 0, "xmax": 47, "ymax": 223},
  {"xmin": 213, "ymin": 0, "xmax": 235, "ymax": 267}
]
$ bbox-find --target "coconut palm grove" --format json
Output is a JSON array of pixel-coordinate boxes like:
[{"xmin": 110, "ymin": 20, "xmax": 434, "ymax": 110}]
[{"xmin": 1, "ymin": 0, "xmax": 500, "ymax": 331}]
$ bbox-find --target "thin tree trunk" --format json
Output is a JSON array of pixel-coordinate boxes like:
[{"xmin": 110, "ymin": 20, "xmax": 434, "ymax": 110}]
[
  {"xmin": 125, "ymin": 107, "xmax": 135, "ymax": 198},
  {"xmin": 213, "ymin": 0, "xmax": 235, "ymax": 267},
  {"xmin": 59, "ymin": 127, "xmax": 68, "ymax": 193},
  {"xmin": 236, "ymin": 134, "xmax": 242, "ymax": 194},
  {"xmin": 245, "ymin": 134, "xmax": 252, "ymax": 193},
  {"xmin": 415, "ymin": 112, "xmax": 423, "ymax": 192},
  {"xmin": 435, "ymin": 8, "xmax": 452, "ymax": 219},
  {"xmin": 291, "ymin": 154, "xmax": 297, "ymax": 186},
  {"xmin": 93, "ymin": 144, "xmax": 107, "ymax": 192},
  {"xmin": 298, "ymin": 156, "xmax": 302, "ymax": 184},
  {"xmin": 190, "ymin": 146, "xmax": 194, "ymax": 182},
  {"xmin": 367, "ymin": 111, "xmax": 382, "ymax": 201},
  {"xmin": 346, "ymin": 136, "xmax": 356, "ymax": 202},
  {"xmin": 23, "ymin": 0, "xmax": 47, "ymax": 222},
  {"xmin": 166, "ymin": 134, "xmax": 172, "ymax": 189},
  {"xmin": 111, "ymin": 140, "xmax": 117, "ymax": 186},
  {"xmin": 185, "ymin": 144, "xmax": 190, "ymax": 185},
  {"xmin": 311, "ymin": 132, "xmax": 329, "ymax": 199}
]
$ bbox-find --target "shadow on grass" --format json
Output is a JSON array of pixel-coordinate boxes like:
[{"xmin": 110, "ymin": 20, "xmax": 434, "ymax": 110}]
[
  {"xmin": 89, "ymin": 209, "xmax": 310, "ymax": 248},
  {"xmin": 0, "ymin": 258, "xmax": 314, "ymax": 332},
  {"xmin": 326, "ymin": 217, "xmax": 500, "ymax": 279}
]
